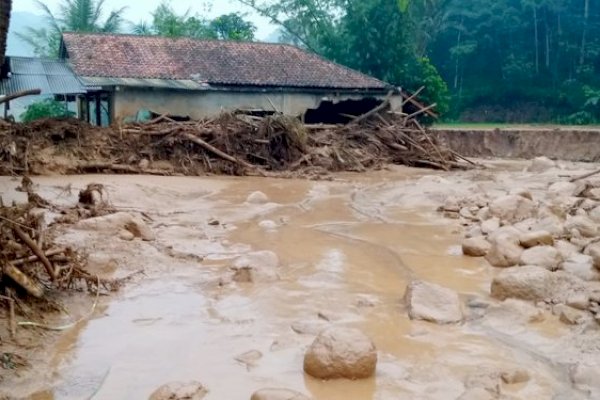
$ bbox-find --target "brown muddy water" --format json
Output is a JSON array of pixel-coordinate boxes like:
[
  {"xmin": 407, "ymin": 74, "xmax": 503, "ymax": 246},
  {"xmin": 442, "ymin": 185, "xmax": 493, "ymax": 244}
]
[{"xmin": 0, "ymin": 163, "xmax": 597, "ymax": 399}]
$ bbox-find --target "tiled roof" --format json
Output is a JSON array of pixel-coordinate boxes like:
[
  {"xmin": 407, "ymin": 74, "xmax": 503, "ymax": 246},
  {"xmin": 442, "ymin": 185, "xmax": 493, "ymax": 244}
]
[{"xmin": 61, "ymin": 33, "xmax": 389, "ymax": 91}]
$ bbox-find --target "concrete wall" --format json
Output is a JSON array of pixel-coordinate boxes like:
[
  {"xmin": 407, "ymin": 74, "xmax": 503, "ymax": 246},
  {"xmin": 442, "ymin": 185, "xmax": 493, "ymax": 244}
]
[{"xmin": 112, "ymin": 87, "xmax": 397, "ymax": 121}]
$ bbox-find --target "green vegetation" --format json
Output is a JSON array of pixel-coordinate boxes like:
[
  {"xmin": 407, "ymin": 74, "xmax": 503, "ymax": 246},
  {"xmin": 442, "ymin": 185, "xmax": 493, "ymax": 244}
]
[
  {"xmin": 17, "ymin": 0, "xmax": 126, "ymax": 57},
  {"xmin": 20, "ymin": 99, "xmax": 75, "ymax": 122},
  {"xmin": 132, "ymin": 2, "xmax": 256, "ymax": 41}
]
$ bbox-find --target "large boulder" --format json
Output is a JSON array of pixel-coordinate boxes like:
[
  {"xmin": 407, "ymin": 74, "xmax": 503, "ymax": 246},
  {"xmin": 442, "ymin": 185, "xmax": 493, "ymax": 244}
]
[
  {"xmin": 246, "ymin": 191, "xmax": 269, "ymax": 204},
  {"xmin": 481, "ymin": 217, "xmax": 500, "ymax": 235},
  {"xmin": 250, "ymin": 389, "xmax": 312, "ymax": 400},
  {"xmin": 519, "ymin": 230, "xmax": 554, "ymax": 248},
  {"xmin": 519, "ymin": 246, "xmax": 562, "ymax": 271},
  {"xmin": 491, "ymin": 266, "xmax": 587, "ymax": 303},
  {"xmin": 489, "ymin": 195, "xmax": 536, "ymax": 223},
  {"xmin": 149, "ymin": 382, "xmax": 208, "ymax": 400},
  {"xmin": 485, "ymin": 239, "xmax": 523, "ymax": 268},
  {"xmin": 462, "ymin": 237, "xmax": 491, "ymax": 257},
  {"xmin": 565, "ymin": 216, "xmax": 598, "ymax": 238},
  {"xmin": 404, "ymin": 280, "xmax": 463, "ymax": 324},
  {"xmin": 303, "ymin": 328, "xmax": 377, "ymax": 380}
]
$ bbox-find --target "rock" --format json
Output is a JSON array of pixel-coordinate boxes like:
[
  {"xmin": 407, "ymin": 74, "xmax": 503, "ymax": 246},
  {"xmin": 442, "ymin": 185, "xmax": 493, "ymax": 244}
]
[
  {"xmin": 555, "ymin": 240, "xmax": 581, "ymax": 259},
  {"xmin": 251, "ymin": 388, "xmax": 312, "ymax": 400},
  {"xmin": 149, "ymin": 382, "xmax": 208, "ymax": 400},
  {"xmin": 246, "ymin": 191, "xmax": 269, "ymax": 204},
  {"xmin": 477, "ymin": 207, "xmax": 491, "ymax": 222},
  {"xmin": 456, "ymin": 388, "xmax": 495, "ymax": 400},
  {"xmin": 291, "ymin": 320, "xmax": 330, "ymax": 335},
  {"xmin": 565, "ymin": 216, "xmax": 598, "ymax": 238},
  {"xmin": 481, "ymin": 218, "xmax": 501, "ymax": 235},
  {"xmin": 356, "ymin": 294, "xmax": 380, "ymax": 308},
  {"xmin": 231, "ymin": 251, "xmax": 280, "ymax": 283},
  {"xmin": 465, "ymin": 225, "xmax": 483, "ymax": 239},
  {"xmin": 501, "ymin": 369, "xmax": 530, "ymax": 384},
  {"xmin": 584, "ymin": 242, "xmax": 600, "ymax": 269},
  {"xmin": 590, "ymin": 206, "xmax": 600, "ymax": 223},
  {"xmin": 235, "ymin": 350, "xmax": 263, "ymax": 369},
  {"xmin": 258, "ymin": 220, "xmax": 278, "ymax": 230},
  {"xmin": 519, "ymin": 246, "xmax": 562, "ymax": 271},
  {"xmin": 118, "ymin": 229, "xmax": 135, "ymax": 241},
  {"xmin": 510, "ymin": 188, "xmax": 533, "ymax": 200},
  {"xmin": 519, "ymin": 230, "xmax": 554, "ymax": 248},
  {"xmin": 303, "ymin": 327, "xmax": 377, "ymax": 380},
  {"xmin": 570, "ymin": 363, "xmax": 600, "ymax": 393},
  {"xmin": 489, "ymin": 195, "xmax": 536, "ymax": 223},
  {"xmin": 442, "ymin": 196, "xmax": 461, "ymax": 213},
  {"xmin": 561, "ymin": 258, "xmax": 600, "ymax": 281},
  {"xmin": 533, "ymin": 216, "xmax": 565, "ymax": 236},
  {"xmin": 487, "ymin": 226, "xmax": 521, "ymax": 245},
  {"xmin": 485, "ymin": 239, "xmax": 523, "ymax": 268},
  {"xmin": 139, "ymin": 158, "xmax": 150, "ymax": 170},
  {"xmin": 404, "ymin": 280, "xmax": 463, "ymax": 324},
  {"xmin": 487, "ymin": 299, "xmax": 545, "ymax": 324},
  {"xmin": 491, "ymin": 266, "xmax": 587, "ymax": 303},
  {"xmin": 557, "ymin": 305, "xmax": 587, "ymax": 325},
  {"xmin": 567, "ymin": 293, "xmax": 590, "ymax": 310},
  {"xmin": 528, "ymin": 156, "xmax": 556, "ymax": 172},
  {"xmin": 460, "ymin": 207, "xmax": 475, "ymax": 219},
  {"xmin": 584, "ymin": 188, "xmax": 600, "ymax": 201},
  {"xmin": 462, "ymin": 237, "xmax": 492, "ymax": 257},
  {"xmin": 548, "ymin": 181, "xmax": 578, "ymax": 196}
]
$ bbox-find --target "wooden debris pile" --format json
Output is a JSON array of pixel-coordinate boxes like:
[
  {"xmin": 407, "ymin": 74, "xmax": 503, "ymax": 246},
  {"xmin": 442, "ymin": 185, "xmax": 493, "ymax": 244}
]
[
  {"xmin": 0, "ymin": 181, "xmax": 119, "ymax": 339},
  {"xmin": 0, "ymin": 103, "xmax": 474, "ymax": 177}
]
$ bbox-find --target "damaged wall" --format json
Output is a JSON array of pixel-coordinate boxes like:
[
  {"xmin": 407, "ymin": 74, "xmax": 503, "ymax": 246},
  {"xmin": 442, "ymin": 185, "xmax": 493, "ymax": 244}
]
[{"xmin": 111, "ymin": 87, "xmax": 400, "ymax": 121}]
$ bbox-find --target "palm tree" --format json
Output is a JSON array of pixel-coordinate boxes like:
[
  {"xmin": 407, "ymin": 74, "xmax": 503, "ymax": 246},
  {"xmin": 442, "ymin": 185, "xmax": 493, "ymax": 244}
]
[
  {"xmin": 0, "ymin": 0, "xmax": 11, "ymax": 66},
  {"xmin": 17, "ymin": 0, "xmax": 127, "ymax": 57}
]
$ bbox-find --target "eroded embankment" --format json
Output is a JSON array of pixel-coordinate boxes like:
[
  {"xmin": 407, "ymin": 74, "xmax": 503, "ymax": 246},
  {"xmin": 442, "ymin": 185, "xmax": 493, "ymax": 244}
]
[{"xmin": 432, "ymin": 128, "xmax": 600, "ymax": 162}]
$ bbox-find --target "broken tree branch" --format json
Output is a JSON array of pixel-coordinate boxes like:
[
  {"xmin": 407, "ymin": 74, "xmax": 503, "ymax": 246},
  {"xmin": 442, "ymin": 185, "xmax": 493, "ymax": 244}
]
[
  {"xmin": 180, "ymin": 132, "xmax": 255, "ymax": 170},
  {"xmin": 0, "ymin": 89, "xmax": 42, "ymax": 106},
  {"xmin": 570, "ymin": 167, "xmax": 600, "ymax": 182},
  {"xmin": 347, "ymin": 91, "xmax": 394, "ymax": 127},
  {"xmin": 13, "ymin": 226, "xmax": 57, "ymax": 281}
]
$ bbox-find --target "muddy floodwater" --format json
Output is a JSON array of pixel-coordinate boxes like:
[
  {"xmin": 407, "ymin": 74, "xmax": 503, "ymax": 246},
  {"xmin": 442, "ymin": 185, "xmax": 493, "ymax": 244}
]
[{"xmin": 1, "ymin": 162, "xmax": 600, "ymax": 400}]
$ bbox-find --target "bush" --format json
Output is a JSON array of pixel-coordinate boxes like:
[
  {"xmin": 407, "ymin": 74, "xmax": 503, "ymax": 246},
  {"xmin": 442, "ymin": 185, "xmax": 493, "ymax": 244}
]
[{"xmin": 20, "ymin": 99, "xmax": 75, "ymax": 122}]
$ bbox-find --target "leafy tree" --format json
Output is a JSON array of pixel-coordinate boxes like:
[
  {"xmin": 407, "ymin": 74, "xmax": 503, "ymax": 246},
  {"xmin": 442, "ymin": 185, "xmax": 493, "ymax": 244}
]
[
  {"xmin": 132, "ymin": 2, "xmax": 256, "ymax": 41},
  {"xmin": 20, "ymin": 98, "xmax": 75, "ymax": 122},
  {"xmin": 17, "ymin": 0, "xmax": 126, "ymax": 57}
]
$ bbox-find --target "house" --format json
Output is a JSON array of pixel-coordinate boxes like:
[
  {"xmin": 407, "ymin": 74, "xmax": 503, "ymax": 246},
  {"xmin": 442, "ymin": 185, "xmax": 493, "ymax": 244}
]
[
  {"xmin": 59, "ymin": 32, "xmax": 405, "ymax": 125},
  {"xmin": 0, "ymin": 56, "xmax": 86, "ymax": 120}
]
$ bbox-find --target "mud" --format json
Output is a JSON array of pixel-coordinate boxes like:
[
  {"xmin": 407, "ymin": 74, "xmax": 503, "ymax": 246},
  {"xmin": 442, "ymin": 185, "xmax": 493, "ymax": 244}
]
[
  {"xmin": 1, "ymin": 160, "xmax": 599, "ymax": 399},
  {"xmin": 433, "ymin": 128, "xmax": 600, "ymax": 162}
]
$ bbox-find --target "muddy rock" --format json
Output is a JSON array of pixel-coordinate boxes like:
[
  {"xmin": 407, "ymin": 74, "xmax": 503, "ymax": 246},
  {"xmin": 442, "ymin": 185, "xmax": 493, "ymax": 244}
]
[
  {"xmin": 519, "ymin": 230, "xmax": 553, "ymax": 248},
  {"xmin": 491, "ymin": 266, "xmax": 587, "ymax": 303},
  {"xmin": 258, "ymin": 220, "xmax": 278, "ymax": 230},
  {"xmin": 75, "ymin": 212, "xmax": 155, "ymax": 241},
  {"xmin": 519, "ymin": 246, "xmax": 562, "ymax": 270},
  {"xmin": 489, "ymin": 195, "xmax": 536, "ymax": 223},
  {"xmin": 487, "ymin": 226, "xmax": 521, "ymax": 245},
  {"xmin": 555, "ymin": 240, "xmax": 581, "ymax": 259},
  {"xmin": 567, "ymin": 293, "xmax": 590, "ymax": 310},
  {"xmin": 118, "ymin": 229, "xmax": 135, "ymax": 241},
  {"xmin": 251, "ymin": 388, "xmax": 312, "ymax": 400},
  {"xmin": 235, "ymin": 350, "xmax": 263, "ymax": 369},
  {"xmin": 501, "ymin": 368, "xmax": 530, "ymax": 384},
  {"xmin": 231, "ymin": 251, "xmax": 280, "ymax": 283},
  {"xmin": 303, "ymin": 327, "xmax": 377, "ymax": 380},
  {"xmin": 462, "ymin": 237, "xmax": 492, "ymax": 257},
  {"xmin": 246, "ymin": 191, "xmax": 269, "ymax": 204},
  {"xmin": 548, "ymin": 181, "xmax": 579, "ymax": 196},
  {"xmin": 584, "ymin": 242, "xmax": 600, "ymax": 269},
  {"xmin": 532, "ymin": 215, "xmax": 565, "ymax": 236},
  {"xmin": 465, "ymin": 225, "xmax": 484, "ymax": 239},
  {"xmin": 570, "ymin": 363, "xmax": 600, "ymax": 395},
  {"xmin": 590, "ymin": 206, "xmax": 600, "ymax": 223},
  {"xmin": 485, "ymin": 239, "xmax": 523, "ymax": 268},
  {"xmin": 510, "ymin": 188, "xmax": 534, "ymax": 201},
  {"xmin": 291, "ymin": 320, "xmax": 330, "ymax": 335},
  {"xmin": 477, "ymin": 207, "xmax": 491, "ymax": 222},
  {"xmin": 555, "ymin": 305, "xmax": 588, "ymax": 325},
  {"xmin": 561, "ymin": 254, "xmax": 600, "ymax": 281},
  {"xmin": 405, "ymin": 280, "xmax": 463, "ymax": 324},
  {"xmin": 528, "ymin": 156, "xmax": 556, "ymax": 172},
  {"xmin": 487, "ymin": 299, "xmax": 545, "ymax": 324},
  {"xmin": 565, "ymin": 215, "xmax": 598, "ymax": 238},
  {"xmin": 149, "ymin": 381, "xmax": 208, "ymax": 400},
  {"xmin": 481, "ymin": 218, "xmax": 501, "ymax": 235}
]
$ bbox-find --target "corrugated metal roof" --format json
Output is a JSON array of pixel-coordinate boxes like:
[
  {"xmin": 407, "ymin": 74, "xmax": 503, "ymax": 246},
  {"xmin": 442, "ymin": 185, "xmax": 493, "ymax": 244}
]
[
  {"xmin": 0, "ymin": 56, "xmax": 86, "ymax": 95},
  {"xmin": 80, "ymin": 76, "xmax": 209, "ymax": 91}
]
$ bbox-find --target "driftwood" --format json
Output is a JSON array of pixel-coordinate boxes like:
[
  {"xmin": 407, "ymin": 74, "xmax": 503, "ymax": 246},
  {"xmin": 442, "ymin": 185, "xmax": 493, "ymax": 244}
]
[
  {"xmin": 347, "ymin": 91, "xmax": 394, "ymax": 127},
  {"xmin": 0, "ymin": 295, "xmax": 16, "ymax": 338},
  {"xmin": 2, "ymin": 262, "xmax": 45, "ymax": 298},
  {"xmin": 180, "ymin": 132, "xmax": 256, "ymax": 170},
  {"xmin": 13, "ymin": 226, "xmax": 57, "ymax": 281},
  {"xmin": 570, "ymin": 168, "xmax": 600, "ymax": 182}
]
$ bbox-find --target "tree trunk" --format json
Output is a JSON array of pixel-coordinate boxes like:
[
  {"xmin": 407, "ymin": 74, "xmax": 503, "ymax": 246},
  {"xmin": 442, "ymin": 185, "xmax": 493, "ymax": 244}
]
[
  {"xmin": 0, "ymin": 0, "xmax": 11, "ymax": 67},
  {"xmin": 580, "ymin": 0, "xmax": 589, "ymax": 65}
]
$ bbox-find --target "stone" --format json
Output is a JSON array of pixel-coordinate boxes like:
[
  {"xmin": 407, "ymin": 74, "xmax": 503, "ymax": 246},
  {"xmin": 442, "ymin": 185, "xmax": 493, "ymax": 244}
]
[
  {"xmin": 251, "ymin": 388, "xmax": 312, "ymax": 400},
  {"xmin": 442, "ymin": 196, "xmax": 461, "ymax": 213},
  {"xmin": 465, "ymin": 225, "xmax": 483, "ymax": 239},
  {"xmin": 510, "ymin": 188, "xmax": 533, "ymax": 200},
  {"xmin": 235, "ymin": 350, "xmax": 263, "ymax": 369},
  {"xmin": 456, "ymin": 388, "xmax": 495, "ymax": 400},
  {"xmin": 590, "ymin": 206, "xmax": 600, "ymax": 223},
  {"xmin": 125, "ymin": 216, "xmax": 156, "ymax": 241},
  {"xmin": 488, "ymin": 299, "xmax": 545, "ymax": 324},
  {"xmin": 481, "ymin": 218, "xmax": 500, "ymax": 235},
  {"xmin": 404, "ymin": 280, "xmax": 463, "ymax": 324},
  {"xmin": 231, "ymin": 251, "xmax": 280, "ymax": 283},
  {"xmin": 528, "ymin": 156, "xmax": 556, "ymax": 172},
  {"xmin": 533, "ymin": 216, "xmax": 565, "ymax": 236},
  {"xmin": 565, "ymin": 216, "xmax": 598, "ymax": 238},
  {"xmin": 584, "ymin": 188, "xmax": 600, "ymax": 201},
  {"xmin": 561, "ymin": 254, "xmax": 600, "ymax": 281},
  {"xmin": 291, "ymin": 320, "xmax": 330, "ymax": 335},
  {"xmin": 477, "ymin": 207, "xmax": 491, "ymax": 222},
  {"xmin": 118, "ymin": 229, "xmax": 135, "ymax": 241},
  {"xmin": 491, "ymin": 266, "xmax": 587, "ymax": 303},
  {"xmin": 485, "ymin": 239, "xmax": 523, "ymax": 268},
  {"xmin": 567, "ymin": 293, "xmax": 590, "ymax": 310},
  {"xmin": 487, "ymin": 226, "xmax": 521, "ymax": 245},
  {"xmin": 557, "ymin": 305, "xmax": 587, "ymax": 325},
  {"xmin": 519, "ymin": 246, "xmax": 562, "ymax": 271},
  {"xmin": 570, "ymin": 363, "xmax": 600, "ymax": 393},
  {"xmin": 258, "ymin": 220, "xmax": 278, "ymax": 230},
  {"xmin": 149, "ymin": 382, "xmax": 208, "ymax": 400},
  {"xmin": 462, "ymin": 237, "xmax": 492, "ymax": 257},
  {"xmin": 489, "ymin": 195, "xmax": 536, "ymax": 223},
  {"xmin": 519, "ymin": 230, "xmax": 554, "ymax": 248},
  {"xmin": 548, "ymin": 181, "xmax": 578, "ymax": 196},
  {"xmin": 246, "ymin": 191, "xmax": 269, "ymax": 204},
  {"xmin": 303, "ymin": 327, "xmax": 377, "ymax": 380},
  {"xmin": 501, "ymin": 369, "xmax": 531, "ymax": 384},
  {"xmin": 554, "ymin": 240, "xmax": 581, "ymax": 259},
  {"xmin": 584, "ymin": 243, "xmax": 600, "ymax": 269}
]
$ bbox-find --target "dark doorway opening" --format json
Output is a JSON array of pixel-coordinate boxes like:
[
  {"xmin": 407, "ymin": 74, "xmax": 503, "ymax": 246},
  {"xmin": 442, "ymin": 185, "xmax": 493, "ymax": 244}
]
[{"xmin": 304, "ymin": 98, "xmax": 383, "ymax": 124}]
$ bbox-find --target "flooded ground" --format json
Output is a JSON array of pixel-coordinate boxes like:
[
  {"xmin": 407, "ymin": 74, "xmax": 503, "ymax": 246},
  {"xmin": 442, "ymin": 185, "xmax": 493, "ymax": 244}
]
[{"xmin": 1, "ymin": 160, "xmax": 599, "ymax": 399}]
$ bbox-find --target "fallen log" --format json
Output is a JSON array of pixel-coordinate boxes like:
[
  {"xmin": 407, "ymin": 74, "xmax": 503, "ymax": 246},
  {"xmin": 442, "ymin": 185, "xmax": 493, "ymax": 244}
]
[
  {"xmin": 2, "ymin": 262, "xmax": 45, "ymax": 298},
  {"xmin": 13, "ymin": 226, "xmax": 57, "ymax": 281},
  {"xmin": 180, "ymin": 132, "xmax": 255, "ymax": 170}
]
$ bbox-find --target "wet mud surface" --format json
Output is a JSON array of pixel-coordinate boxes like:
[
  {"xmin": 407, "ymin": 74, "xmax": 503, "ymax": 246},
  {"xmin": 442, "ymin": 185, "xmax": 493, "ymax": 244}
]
[{"xmin": 1, "ymin": 160, "xmax": 600, "ymax": 399}]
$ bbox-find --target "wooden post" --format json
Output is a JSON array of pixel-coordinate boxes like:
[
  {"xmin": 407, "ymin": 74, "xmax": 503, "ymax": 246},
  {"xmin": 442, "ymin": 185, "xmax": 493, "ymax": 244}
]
[{"xmin": 95, "ymin": 93, "xmax": 102, "ymax": 126}]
